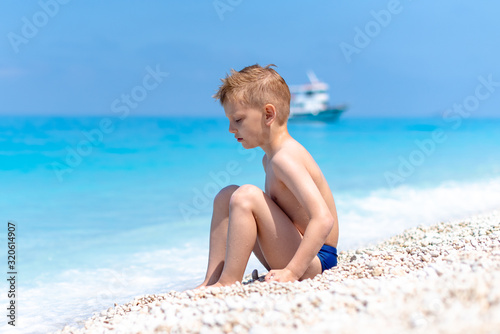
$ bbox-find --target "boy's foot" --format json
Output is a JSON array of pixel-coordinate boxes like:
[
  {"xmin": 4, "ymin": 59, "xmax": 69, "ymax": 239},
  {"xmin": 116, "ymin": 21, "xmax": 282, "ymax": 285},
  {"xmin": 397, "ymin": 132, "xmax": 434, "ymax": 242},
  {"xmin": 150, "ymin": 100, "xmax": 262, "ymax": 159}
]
[
  {"xmin": 192, "ymin": 284, "xmax": 206, "ymax": 290},
  {"xmin": 207, "ymin": 282, "xmax": 224, "ymax": 288}
]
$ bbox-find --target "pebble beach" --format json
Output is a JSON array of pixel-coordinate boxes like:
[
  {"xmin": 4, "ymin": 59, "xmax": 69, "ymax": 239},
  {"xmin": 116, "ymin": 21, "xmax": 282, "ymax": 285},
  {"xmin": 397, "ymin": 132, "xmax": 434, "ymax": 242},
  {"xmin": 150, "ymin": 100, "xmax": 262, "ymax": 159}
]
[{"xmin": 58, "ymin": 210, "xmax": 500, "ymax": 334}]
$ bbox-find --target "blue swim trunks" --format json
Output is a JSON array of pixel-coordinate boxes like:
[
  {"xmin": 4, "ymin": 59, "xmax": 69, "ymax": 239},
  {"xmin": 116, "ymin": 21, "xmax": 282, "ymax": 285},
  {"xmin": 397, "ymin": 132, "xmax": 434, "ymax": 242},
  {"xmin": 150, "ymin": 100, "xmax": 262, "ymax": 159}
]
[{"xmin": 317, "ymin": 245, "xmax": 338, "ymax": 272}]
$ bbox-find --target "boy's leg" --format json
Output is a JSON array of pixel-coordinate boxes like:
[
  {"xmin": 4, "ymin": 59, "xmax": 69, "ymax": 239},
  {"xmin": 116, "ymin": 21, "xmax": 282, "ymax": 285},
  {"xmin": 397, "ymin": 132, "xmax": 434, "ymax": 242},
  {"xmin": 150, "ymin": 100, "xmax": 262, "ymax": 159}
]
[
  {"xmin": 252, "ymin": 240, "xmax": 271, "ymax": 271},
  {"xmin": 216, "ymin": 185, "xmax": 322, "ymax": 286},
  {"xmin": 197, "ymin": 185, "xmax": 239, "ymax": 288}
]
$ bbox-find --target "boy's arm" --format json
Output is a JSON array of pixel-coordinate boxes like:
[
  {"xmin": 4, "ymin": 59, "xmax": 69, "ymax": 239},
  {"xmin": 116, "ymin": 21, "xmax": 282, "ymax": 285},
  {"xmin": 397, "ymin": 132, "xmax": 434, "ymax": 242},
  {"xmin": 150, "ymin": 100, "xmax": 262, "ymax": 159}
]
[{"xmin": 270, "ymin": 155, "xmax": 334, "ymax": 280}]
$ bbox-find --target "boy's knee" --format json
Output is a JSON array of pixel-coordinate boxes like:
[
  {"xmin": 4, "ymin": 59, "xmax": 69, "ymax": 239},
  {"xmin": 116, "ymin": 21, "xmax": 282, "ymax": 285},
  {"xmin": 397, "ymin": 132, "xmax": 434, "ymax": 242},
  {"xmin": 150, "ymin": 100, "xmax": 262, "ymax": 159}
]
[
  {"xmin": 214, "ymin": 185, "xmax": 239, "ymax": 206},
  {"xmin": 229, "ymin": 184, "xmax": 261, "ymax": 210}
]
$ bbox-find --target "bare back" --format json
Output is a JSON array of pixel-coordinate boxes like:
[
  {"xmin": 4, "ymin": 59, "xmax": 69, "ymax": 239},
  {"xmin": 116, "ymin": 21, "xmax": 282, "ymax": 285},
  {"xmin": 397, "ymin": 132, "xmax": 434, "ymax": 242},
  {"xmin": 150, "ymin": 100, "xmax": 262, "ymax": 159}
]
[{"xmin": 263, "ymin": 138, "xmax": 339, "ymax": 247}]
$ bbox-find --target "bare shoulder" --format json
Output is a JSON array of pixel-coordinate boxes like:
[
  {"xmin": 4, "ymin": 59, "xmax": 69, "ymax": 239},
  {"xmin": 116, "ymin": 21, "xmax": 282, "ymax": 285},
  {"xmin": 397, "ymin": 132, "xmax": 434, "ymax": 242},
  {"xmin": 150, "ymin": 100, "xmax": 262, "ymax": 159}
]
[
  {"xmin": 270, "ymin": 139, "xmax": 315, "ymax": 173},
  {"xmin": 270, "ymin": 140, "xmax": 323, "ymax": 181}
]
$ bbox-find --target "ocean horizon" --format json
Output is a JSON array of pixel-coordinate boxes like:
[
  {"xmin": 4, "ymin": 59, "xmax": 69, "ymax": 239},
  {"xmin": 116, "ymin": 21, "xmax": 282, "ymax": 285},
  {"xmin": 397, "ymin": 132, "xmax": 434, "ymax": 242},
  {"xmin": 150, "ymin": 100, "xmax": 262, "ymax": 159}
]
[{"xmin": 1, "ymin": 115, "xmax": 499, "ymax": 333}]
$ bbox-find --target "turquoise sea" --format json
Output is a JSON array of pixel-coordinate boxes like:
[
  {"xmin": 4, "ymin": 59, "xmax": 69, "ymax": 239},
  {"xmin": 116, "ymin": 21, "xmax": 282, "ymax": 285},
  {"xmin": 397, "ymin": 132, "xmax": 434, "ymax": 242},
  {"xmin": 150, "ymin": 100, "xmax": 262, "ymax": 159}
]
[{"xmin": 1, "ymin": 116, "xmax": 500, "ymax": 333}]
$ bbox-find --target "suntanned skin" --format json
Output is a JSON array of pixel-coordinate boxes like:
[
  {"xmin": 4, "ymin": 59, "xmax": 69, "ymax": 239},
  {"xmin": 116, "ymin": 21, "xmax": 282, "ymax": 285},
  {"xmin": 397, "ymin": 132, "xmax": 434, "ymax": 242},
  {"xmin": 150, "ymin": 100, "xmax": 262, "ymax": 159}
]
[{"xmin": 195, "ymin": 100, "xmax": 339, "ymax": 288}]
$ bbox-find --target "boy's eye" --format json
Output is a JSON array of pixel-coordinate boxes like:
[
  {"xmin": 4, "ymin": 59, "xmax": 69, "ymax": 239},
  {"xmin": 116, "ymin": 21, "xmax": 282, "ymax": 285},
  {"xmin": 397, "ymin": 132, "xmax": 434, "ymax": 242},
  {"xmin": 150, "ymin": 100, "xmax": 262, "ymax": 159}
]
[{"xmin": 235, "ymin": 119, "xmax": 242, "ymax": 123}]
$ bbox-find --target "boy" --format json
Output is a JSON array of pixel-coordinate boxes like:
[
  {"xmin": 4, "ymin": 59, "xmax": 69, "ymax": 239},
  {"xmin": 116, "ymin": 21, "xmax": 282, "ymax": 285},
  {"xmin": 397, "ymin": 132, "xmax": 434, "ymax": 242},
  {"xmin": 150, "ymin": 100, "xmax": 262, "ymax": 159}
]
[{"xmin": 197, "ymin": 64, "xmax": 339, "ymax": 288}]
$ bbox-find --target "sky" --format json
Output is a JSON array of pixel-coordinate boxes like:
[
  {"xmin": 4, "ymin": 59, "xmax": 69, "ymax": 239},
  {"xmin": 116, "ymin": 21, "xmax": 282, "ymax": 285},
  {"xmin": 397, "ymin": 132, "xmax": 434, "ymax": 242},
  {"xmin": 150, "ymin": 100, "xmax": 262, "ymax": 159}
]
[{"xmin": 0, "ymin": 0, "xmax": 499, "ymax": 118}]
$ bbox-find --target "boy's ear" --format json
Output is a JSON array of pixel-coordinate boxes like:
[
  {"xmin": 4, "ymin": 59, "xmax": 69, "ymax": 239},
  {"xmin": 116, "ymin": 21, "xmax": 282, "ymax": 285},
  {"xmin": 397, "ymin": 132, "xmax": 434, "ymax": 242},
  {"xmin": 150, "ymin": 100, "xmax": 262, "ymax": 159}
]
[{"xmin": 264, "ymin": 104, "xmax": 276, "ymax": 126}]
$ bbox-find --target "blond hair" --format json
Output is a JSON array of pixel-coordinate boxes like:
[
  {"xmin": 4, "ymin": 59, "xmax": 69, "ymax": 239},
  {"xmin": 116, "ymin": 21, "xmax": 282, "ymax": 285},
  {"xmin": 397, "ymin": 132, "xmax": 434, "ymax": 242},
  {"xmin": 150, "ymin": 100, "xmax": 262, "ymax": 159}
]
[{"xmin": 213, "ymin": 64, "xmax": 291, "ymax": 125}]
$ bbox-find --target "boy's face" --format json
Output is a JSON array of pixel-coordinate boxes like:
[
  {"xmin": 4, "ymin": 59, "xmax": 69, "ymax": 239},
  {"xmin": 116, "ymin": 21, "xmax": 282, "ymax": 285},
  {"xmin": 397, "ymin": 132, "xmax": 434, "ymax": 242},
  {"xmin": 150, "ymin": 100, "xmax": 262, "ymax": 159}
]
[{"xmin": 224, "ymin": 101, "xmax": 266, "ymax": 149}]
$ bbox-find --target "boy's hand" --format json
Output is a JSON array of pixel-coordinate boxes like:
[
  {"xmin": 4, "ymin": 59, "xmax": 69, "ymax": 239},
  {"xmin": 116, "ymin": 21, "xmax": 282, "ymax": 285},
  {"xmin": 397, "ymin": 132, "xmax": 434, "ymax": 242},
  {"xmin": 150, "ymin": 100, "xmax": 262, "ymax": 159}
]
[{"xmin": 265, "ymin": 268, "xmax": 299, "ymax": 283}]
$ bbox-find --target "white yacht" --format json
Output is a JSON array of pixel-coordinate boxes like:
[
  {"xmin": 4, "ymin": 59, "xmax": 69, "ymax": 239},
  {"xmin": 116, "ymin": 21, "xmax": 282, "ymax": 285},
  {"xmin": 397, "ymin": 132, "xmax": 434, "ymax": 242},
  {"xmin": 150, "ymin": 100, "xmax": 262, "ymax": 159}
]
[{"xmin": 289, "ymin": 71, "xmax": 346, "ymax": 121}]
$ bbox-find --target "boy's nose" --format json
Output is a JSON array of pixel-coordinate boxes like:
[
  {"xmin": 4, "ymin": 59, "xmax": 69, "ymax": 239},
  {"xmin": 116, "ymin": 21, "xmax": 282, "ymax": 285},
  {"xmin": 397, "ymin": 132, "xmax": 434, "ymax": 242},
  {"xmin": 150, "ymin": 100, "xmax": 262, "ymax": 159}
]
[{"xmin": 228, "ymin": 124, "xmax": 236, "ymax": 133}]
